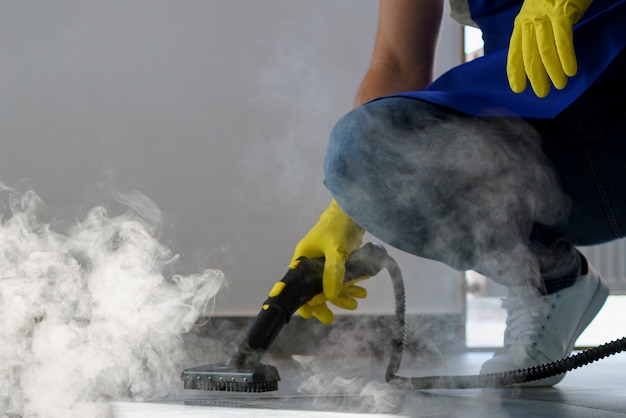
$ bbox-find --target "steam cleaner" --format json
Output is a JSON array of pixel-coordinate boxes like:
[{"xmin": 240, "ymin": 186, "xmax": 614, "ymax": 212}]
[{"xmin": 181, "ymin": 242, "xmax": 626, "ymax": 392}]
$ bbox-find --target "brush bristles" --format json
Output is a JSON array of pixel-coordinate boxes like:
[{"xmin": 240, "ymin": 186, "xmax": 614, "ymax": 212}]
[
  {"xmin": 183, "ymin": 378, "xmax": 278, "ymax": 392},
  {"xmin": 181, "ymin": 362, "xmax": 281, "ymax": 392}
]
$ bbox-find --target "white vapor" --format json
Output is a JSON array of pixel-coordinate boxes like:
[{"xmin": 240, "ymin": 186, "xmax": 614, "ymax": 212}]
[{"xmin": 0, "ymin": 188, "xmax": 224, "ymax": 417}]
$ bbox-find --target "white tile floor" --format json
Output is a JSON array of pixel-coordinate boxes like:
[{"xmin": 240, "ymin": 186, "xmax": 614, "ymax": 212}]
[
  {"xmin": 113, "ymin": 403, "xmax": 391, "ymax": 417},
  {"xmin": 112, "ymin": 295, "xmax": 626, "ymax": 417},
  {"xmin": 113, "ymin": 351, "xmax": 626, "ymax": 417}
]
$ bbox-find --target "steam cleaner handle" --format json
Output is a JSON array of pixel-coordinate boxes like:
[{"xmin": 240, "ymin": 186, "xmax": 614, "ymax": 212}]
[{"xmin": 245, "ymin": 242, "xmax": 388, "ymax": 352}]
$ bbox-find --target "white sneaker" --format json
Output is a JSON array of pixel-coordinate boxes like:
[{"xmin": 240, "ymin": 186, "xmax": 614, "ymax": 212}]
[{"xmin": 480, "ymin": 262, "xmax": 609, "ymax": 386}]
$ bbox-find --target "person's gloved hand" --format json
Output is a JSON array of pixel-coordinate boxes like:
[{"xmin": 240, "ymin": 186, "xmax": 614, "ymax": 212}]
[
  {"xmin": 297, "ymin": 277, "xmax": 369, "ymax": 325},
  {"xmin": 507, "ymin": 0, "xmax": 593, "ymax": 98},
  {"xmin": 289, "ymin": 199, "xmax": 366, "ymax": 324}
]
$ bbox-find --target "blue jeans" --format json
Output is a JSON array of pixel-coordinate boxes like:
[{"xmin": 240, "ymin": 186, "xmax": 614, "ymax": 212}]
[{"xmin": 324, "ymin": 75, "xmax": 626, "ymax": 288}]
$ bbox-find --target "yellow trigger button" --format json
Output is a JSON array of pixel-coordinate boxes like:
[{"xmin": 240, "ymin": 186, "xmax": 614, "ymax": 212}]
[{"xmin": 269, "ymin": 281, "xmax": 286, "ymax": 298}]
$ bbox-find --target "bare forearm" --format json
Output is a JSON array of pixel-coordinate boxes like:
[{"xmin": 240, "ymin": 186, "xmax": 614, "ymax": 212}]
[
  {"xmin": 354, "ymin": 64, "xmax": 434, "ymax": 107},
  {"xmin": 354, "ymin": 0, "xmax": 444, "ymax": 107}
]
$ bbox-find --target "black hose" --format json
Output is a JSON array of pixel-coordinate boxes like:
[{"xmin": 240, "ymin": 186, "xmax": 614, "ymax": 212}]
[{"xmin": 380, "ymin": 251, "xmax": 626, "ymax": 389}]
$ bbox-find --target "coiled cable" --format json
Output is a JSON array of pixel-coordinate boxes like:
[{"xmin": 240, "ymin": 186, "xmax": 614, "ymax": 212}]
[{"xmin": 380, "ymin": 250, "xmax": 626, "ymax": 389}]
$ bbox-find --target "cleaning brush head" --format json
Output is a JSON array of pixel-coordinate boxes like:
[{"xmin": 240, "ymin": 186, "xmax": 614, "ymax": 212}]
[
  {"xmin": 181, "ymin": 362, "xmax": 280, "ymax": 392},
  {"xmin": 181, "ymin": 244, "xmax": 390, "ymax": 393}
]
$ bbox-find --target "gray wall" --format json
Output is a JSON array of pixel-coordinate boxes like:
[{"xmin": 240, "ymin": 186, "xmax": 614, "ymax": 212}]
[{"xmin": 0, "ymin": 1, "xmax": 464, "ymax": 315}]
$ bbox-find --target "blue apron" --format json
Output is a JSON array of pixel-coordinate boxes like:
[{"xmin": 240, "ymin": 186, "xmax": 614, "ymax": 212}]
[{"xmin": 392, "ymin": 0, "xmax": 626, "ymax": 118}]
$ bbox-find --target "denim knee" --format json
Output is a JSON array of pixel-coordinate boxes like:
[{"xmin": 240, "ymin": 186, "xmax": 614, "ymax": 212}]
[
  {"xmin": 324, "ymin": 97, "xmax": 453, "ymax": 219},
  {"xmin": 324, "ymin": 107, "xmax": 364, "ymax": 202},
  {"xmin": 323, "ymin": 103, "xmax": 387, "ymax": 219},
  {"xmin": 321, "ymin": 97, "xmax": 574, "ymax": 288}
]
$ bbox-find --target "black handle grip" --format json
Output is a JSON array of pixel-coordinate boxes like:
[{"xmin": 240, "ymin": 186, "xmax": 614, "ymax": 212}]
[
  {"xmin": 277, "ymin": 242, "xmax": 388, "ymax": 309},
  {"xmin": 227, "ymin": 243, "xmax": 389, "ymax": 367}
]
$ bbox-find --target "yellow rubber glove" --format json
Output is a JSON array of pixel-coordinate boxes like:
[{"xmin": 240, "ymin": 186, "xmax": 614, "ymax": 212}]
[
  {"xmin": 297, "ymin": 277, "xmax": 369, "ymax": 325},
  {"xmin": 289, "ymin": 199, "xmax": 366, "ymax": 324},
  {"xmin": 507, "ymin": 0, "xmax": 593, "ymax": 98}
]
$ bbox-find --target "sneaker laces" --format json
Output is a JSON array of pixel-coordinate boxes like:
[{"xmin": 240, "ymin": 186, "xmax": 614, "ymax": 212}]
[{"xmin": 501, "ymin": 287, "xmax": 553, "ymax": 352}]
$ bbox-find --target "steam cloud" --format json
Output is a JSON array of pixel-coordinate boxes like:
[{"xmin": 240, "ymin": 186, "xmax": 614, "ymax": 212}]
[
  {"xmin": 0, "ymin": 186, "xmax": 224, "ymax": 417},
  {"xmin": 330, "ymin": 104, "xmax": 573, "ymax": 290}
]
